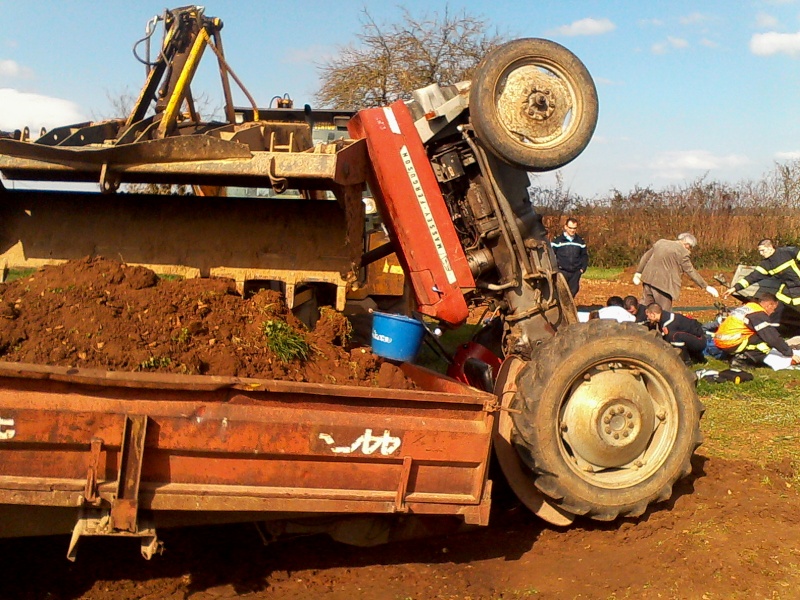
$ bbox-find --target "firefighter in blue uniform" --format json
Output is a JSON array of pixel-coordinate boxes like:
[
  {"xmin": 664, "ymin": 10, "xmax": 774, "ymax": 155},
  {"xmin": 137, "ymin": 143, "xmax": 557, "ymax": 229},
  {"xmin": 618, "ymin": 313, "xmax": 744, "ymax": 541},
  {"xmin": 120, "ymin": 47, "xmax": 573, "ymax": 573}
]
[{"xmin": 725, "ymin": 239, "xmax": 800, "ymax": 311}]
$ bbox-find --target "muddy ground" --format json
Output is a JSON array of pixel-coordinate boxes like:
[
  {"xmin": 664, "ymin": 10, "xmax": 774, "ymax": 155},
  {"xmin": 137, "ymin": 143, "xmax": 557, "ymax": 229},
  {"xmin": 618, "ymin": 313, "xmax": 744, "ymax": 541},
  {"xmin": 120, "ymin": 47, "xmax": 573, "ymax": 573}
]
[
  {"xmin": 2, "ymin": 263, "xmax": 797, "ymax": 599},
  {"xmin": 2, "ymin": 452, "xmax": 797, "ymax": 600}
]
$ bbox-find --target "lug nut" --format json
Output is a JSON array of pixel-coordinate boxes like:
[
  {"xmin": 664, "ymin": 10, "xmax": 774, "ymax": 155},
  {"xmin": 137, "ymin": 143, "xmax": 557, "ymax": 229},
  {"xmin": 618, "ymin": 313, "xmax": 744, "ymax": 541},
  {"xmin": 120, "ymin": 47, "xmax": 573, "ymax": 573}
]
[
  {"xmin": 603, "ymin": 416, "xmax": 611, "ymax": 424},
  {"xmin": 605, "ymin": 427, "xmax": 612, "ymax": 434},
  {"xmin": 657, "ymin": 410, "xmax": 667, "ymax": 421},
  {"xmin": 613, "ymin": 433, "xmax": 620, "ymax": 439},
  {"xmin": 626, "ymin": 412, "xmax": 633, "ymax": 419},
  {"xmin": 623, "ymin": 431, "xmax": 629, "ymax": 438},
  {"xmin": 628, "ymin": 422, "xmax": 635, "ymax": 429}
]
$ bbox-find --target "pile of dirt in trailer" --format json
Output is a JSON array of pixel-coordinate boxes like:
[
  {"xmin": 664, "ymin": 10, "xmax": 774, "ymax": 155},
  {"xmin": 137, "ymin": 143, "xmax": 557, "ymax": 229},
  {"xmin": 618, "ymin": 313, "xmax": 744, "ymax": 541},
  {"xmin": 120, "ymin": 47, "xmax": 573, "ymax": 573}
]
[{"xmin": 0, "ymin": 257, "xmax": 410, "ymax": 387}]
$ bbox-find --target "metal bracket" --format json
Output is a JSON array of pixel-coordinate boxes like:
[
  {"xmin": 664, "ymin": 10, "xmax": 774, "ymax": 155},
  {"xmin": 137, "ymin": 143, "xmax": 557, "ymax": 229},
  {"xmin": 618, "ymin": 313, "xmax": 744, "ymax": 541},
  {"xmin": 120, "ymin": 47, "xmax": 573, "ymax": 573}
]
[
  {"xmin": 110, "ymin": 415, "xmax": 148, "ymax": 533},
  {"xmin": 83, "ymin": 437, "xmax": 104, "ymax": 506},
  {"xmin": 483, "ymin": 399, "xmax": 522, "ymax": 415},
  {"xmin": 67, "ymin": 508, "xmax": 161, "ymax": 562},
  {"xmin": 99, "ymin": 162, "xmax": 121, "ymax": 193},
  {"xmin": 394, "ymin": 456, "xmax": 413, "ymax": 513}
]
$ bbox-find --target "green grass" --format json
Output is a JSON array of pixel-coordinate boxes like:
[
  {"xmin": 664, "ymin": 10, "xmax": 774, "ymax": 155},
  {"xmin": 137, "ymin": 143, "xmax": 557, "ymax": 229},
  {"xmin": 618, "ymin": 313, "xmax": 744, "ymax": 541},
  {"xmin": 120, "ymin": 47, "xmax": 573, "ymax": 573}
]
[
  {"xmin": 262, "ymin": 320, "xmax": 310, "ymax": 363},
  {"xmin": 583, "ymin": 266, "xmax": 624, "ymax": 281},
  {"xmin": 138, "ymin": 356, "xmax": 172, "ymax": 370},
  {"xmin": 4, "ymin": 268, "xmax": 36, "ymax": 283},
  {"xmin": 697, "ymin": 357, "xmax": 800, "ymax": 482},
  {"xmin": 5, "ymin": 268, "xmax": 185, "ymax": 284}
]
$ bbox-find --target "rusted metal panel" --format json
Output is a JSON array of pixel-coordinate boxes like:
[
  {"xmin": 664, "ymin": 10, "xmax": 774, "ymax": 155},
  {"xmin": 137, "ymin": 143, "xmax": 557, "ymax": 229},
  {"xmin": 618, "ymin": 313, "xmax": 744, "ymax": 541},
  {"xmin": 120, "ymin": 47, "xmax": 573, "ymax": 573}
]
[
  {"xmin": 111, "ymin": 415, "xmax": 147, "ymax": 532},
  {"xmin": 0, "ymin": 361, "xmax": 486, "ymax": 403},
  {"xmin": 0, "ymin": 137, "xmax": 368, "ymax": 187},
  {"xmin": 0, "ymin": 187, "xmax": 360, "ymax": 274},
  {"xmin": 0, "ymin": 362, "xmax": 495, "ymax": 531}
]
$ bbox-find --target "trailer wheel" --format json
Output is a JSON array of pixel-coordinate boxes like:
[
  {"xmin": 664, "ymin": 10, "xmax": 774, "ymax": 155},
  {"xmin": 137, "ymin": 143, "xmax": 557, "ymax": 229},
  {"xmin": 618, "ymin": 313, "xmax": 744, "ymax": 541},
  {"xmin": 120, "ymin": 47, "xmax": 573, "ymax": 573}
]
[
  {"xmin": 510, "ymin": 320, "xmax": 703, "ymax": 521},
  {"xmin": 469, "ymin": 38, "xmax": 598, "ymax": 171}
]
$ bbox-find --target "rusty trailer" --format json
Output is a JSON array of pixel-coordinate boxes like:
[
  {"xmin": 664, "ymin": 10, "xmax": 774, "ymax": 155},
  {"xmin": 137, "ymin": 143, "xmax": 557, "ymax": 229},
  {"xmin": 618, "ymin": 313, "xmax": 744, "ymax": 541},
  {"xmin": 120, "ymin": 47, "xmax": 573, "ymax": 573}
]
[{"xmin": 0, "ymin": 361, "xmax": 496, "ymax": 559}]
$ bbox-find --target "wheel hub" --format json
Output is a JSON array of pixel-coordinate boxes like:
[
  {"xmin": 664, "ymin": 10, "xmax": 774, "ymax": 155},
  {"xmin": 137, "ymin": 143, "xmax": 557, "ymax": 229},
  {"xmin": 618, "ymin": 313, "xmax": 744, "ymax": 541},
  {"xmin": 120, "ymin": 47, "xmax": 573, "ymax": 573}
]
[
  {"xmin": 497, "ymin": 65, "xmax": 572, "ymax": 143},
  {"xmin": 561, "ymin": 369, "xmax": 656, "ymax": 468},
  {"xmin": 525, "ymin": 87, "xmax": 556, "ymax": 120}
]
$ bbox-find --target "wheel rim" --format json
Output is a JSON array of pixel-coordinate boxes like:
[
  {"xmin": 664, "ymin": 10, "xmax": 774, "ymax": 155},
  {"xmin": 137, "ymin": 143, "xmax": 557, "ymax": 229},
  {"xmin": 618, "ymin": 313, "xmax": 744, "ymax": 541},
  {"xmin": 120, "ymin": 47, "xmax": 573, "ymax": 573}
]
[
  {"xmin": 494, "ymin": 57, "xmax": 583, "ymax": 150},
  {"xmin": 558, "ymin": 360, "xmax": 679, "ymax": 489}
]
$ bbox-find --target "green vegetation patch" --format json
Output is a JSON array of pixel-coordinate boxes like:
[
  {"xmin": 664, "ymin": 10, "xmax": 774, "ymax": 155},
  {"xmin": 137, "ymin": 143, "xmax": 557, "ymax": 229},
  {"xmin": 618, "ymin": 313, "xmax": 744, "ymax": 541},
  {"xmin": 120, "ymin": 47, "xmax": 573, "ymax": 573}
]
[
  {"xmin": 698, "ymin": 358, "xmax": 800, "ymax": 483},
  {"xmin": 4, "ymin": 268, "xmax": 36, "ymax": 283},
  {"xmin": 262, "ymin": 320, "xmax": 310, "ymax": 363},
  {"xmin": 582, "ymin": 267, "xmax": 624, "ymax": 281},
  {"xmin": 138, "ymin": 356, "xmax": 172, "ymax": 370}
]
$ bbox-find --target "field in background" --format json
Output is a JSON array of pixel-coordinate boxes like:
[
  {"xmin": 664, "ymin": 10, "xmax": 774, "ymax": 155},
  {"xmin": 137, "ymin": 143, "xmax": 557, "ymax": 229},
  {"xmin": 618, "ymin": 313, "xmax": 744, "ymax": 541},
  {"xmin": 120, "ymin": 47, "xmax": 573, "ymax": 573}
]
[{"xmin": 534, "ymin": 162, "xmax": 800, "ymax": 268}]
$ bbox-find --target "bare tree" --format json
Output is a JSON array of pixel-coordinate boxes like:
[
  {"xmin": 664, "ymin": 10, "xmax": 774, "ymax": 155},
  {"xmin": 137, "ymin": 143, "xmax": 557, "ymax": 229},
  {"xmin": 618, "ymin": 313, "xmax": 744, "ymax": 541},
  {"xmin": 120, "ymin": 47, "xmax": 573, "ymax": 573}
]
[{"xmin": 314, "ymin": 7, "xmax": 505, "ymax": 109}]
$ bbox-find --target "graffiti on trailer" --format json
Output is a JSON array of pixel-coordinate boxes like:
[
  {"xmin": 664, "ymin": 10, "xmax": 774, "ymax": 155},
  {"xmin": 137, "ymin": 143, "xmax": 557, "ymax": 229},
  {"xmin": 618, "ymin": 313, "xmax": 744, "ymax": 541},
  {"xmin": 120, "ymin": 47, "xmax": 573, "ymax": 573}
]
[
  {"xmin": 318, "ymin": 428, "xmax": 401, "ymax": 456},
  {"xmin": 0, "ymin": 417, "xmax": 15, "ymax": 440}
]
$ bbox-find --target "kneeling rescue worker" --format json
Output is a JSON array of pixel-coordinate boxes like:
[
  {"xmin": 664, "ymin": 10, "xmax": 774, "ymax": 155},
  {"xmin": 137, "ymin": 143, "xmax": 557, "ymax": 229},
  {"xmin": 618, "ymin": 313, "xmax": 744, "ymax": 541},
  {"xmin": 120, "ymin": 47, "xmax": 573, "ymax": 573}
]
[{"xmin": 714, "ymin": 292, "xmax": 800, "ymax": 368}]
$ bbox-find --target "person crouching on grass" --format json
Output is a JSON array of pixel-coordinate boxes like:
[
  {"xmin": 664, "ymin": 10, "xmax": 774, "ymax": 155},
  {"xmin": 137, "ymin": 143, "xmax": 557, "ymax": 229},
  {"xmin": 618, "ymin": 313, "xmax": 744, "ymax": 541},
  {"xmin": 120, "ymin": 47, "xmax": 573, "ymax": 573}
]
[{"xmin": 645, "ymin": 303, "xmax": 707, "ymax": 365}]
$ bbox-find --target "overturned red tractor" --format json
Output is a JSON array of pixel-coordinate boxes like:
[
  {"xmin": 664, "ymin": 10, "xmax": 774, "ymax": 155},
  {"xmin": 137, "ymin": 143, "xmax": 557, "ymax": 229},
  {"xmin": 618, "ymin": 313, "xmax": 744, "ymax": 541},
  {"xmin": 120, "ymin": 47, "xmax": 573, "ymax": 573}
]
[{"xmin": 0, "ymin": 6, "xmax": 701, "ymax": 558}]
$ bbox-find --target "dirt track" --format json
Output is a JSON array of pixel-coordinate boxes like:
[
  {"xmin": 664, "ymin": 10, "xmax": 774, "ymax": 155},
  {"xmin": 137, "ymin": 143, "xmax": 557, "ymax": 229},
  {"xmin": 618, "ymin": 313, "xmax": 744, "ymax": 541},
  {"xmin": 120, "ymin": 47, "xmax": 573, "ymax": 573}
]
[
  {"xmin": 1, "ymin": 451, "xmax": 797, "ymax": 599},
  {"xmin": 3, "ymin": 265, "xmax": 797, "ymax": 599}
]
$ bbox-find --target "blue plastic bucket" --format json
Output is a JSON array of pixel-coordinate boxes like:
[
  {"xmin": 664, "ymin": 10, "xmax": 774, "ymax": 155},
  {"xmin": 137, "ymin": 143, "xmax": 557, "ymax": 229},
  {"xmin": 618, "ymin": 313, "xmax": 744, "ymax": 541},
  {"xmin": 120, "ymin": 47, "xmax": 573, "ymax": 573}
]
[{"xmin": 371, "ymin": 312, "xmax": 426, "ymax": 362}]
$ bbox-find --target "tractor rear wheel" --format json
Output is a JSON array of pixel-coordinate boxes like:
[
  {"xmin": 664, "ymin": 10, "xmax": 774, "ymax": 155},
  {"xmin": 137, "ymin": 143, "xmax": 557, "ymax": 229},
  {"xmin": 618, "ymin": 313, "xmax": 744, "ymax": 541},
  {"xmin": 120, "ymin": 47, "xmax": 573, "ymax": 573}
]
[
  {"xmin": 510, "ymin": 319, "xmax": 703, "ymax": 521},
  {"xmin": 469, "ymin": 38, "xmax": 598, "ymax": 171}
]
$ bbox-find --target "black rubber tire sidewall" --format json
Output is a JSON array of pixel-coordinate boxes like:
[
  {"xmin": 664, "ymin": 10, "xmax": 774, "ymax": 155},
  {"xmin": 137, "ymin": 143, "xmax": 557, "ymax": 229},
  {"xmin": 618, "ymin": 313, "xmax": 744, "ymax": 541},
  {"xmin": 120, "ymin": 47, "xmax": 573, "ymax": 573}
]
[
  {"xmin": 470, "ymin": 38, "xmax": 599, "ymax": 171},
  {"xmin": 511, "ymin": 320, "xmax": 702, "ymax": 520}
]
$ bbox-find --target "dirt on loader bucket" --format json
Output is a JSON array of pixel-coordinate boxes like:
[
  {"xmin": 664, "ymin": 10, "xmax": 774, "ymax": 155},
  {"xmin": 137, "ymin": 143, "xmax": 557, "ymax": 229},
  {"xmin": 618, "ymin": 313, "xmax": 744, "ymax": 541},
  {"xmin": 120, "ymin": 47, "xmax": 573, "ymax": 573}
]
[{"xmin": 0, "ymin": 257, "xmax": 413, "ymax": 388}]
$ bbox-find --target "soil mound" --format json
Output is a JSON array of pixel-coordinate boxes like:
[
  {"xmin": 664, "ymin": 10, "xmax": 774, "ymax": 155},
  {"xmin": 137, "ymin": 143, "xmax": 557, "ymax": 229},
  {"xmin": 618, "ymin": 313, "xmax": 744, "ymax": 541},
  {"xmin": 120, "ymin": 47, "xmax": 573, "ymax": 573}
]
[{"xmin": 0, "ymin": 257, "xmax": 411, "ymax": 387}]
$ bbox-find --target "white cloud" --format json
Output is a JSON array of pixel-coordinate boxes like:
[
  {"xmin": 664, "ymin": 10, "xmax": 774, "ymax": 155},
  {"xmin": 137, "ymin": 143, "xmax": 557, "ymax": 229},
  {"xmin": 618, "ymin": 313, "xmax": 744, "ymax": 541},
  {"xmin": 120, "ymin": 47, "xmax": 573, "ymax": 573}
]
[
  {"xmin": 0, "ymin": 89, "xmax": 86, "ymax": 132},
  {"xmin": 649, "ymin": 150, "xmax": 749, "ymax": 180},
  {"xmin": 755, "ymin": 12, "xmax": 780, "ymax": 29},
  {"xmin": 547, "ymin": 18, "xmax": 616, "ymax": 37},
  {"xmin": 679, "ymin": 12, "xmax": 710, "ymax": 25},
  {"xmin": 775, "ymin": 150, "xmax": 800, "ymax": 160},
  {"xmin": 750, "ymin": 31, "xmax": 800, "ymax": 56},
  {"xmin": 651, "ymin": 37, "xmax": 690, "ymax": 54},
  {"xmin": 0, "ymin": 59, "xmax": 33, "ymax": 79},
  {"xmin": 667, "ymin": 36, "xmax": 689, "ymax": 48},
  {"xmin": 700, "ymin": 38, "xmax": 719, "ymax": 48}
]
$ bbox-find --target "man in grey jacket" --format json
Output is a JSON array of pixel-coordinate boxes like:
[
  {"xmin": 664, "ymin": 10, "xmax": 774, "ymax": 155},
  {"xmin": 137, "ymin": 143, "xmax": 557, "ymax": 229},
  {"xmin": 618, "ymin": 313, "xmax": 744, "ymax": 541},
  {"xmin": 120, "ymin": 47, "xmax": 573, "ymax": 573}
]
[{"xmin": 633, "ymin": 233, "xmax": 719, "ymax": 311}]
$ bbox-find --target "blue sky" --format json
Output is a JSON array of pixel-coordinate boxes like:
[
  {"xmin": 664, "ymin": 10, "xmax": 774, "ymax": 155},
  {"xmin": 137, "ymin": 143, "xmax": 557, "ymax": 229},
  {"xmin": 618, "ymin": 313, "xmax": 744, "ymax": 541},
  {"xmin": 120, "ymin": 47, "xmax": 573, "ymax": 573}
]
[{"xmin": 2, "ymin": 1, "xmax": 800, "ymax": 197}]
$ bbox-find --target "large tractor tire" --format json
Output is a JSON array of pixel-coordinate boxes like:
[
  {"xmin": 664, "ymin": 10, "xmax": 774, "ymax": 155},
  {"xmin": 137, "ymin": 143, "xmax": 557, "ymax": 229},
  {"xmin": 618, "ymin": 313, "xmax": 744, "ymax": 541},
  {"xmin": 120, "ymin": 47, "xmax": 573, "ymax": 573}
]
[
  {"xmin": 510, "ymin": 319, "xmax": 703, "ymax": 521},
  {"xmin": 469, "ymin": 38, "xmax": 598, "ymax": 171}
]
